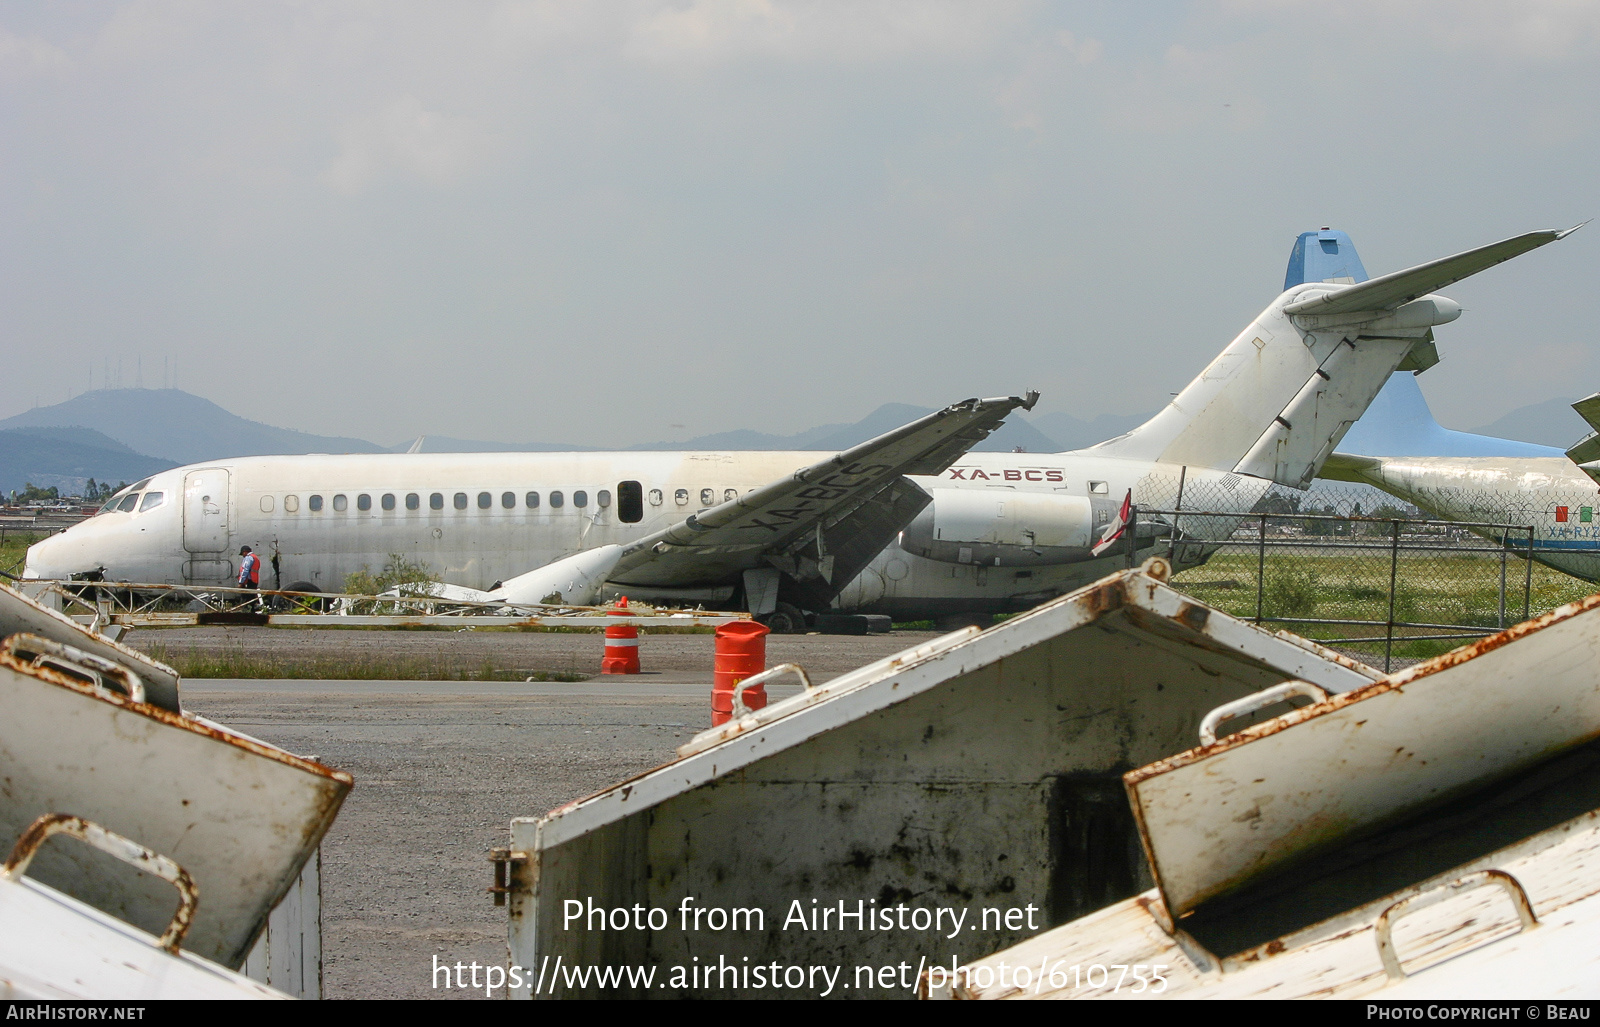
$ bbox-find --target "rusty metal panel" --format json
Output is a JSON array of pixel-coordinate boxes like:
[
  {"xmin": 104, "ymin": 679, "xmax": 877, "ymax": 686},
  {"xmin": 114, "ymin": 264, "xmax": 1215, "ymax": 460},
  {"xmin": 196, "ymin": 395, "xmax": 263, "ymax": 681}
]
[
  {"xmin": 506, "ymin": 562, "xmax": 1379, "ymax": 998},
  {"xmin": 0, "ymin": 581, "xmax": 180, "ymax": 711},
  {"xmin": 0, "ymin": 872, "xmax": 286, "ymax": 999},
  {"xmin": 0, "ymin": 658, "xmax": 351, "ymax": 969},
  {"xmin": 1128, "ymin": 592, "xmax": 1600, "ymax": 921},
  {"xmin": 943, "ymin": 807, "xmax": 1600, "ymax": 999}
]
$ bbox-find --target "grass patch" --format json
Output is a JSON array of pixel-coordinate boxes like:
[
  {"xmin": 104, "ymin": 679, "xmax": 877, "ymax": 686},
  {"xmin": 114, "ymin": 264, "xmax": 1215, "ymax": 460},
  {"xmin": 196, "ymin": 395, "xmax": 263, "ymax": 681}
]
[
  {"xmin": 0, "ymin": 531, "xmax": 46, "ymax": 579},
  {"xmin": 1172, "ymin": 547, "xmax": 1598, "ymax": 668},
  {"xmin": 143, "ymin": 643, "xmax": 589, "ymax": 681}
]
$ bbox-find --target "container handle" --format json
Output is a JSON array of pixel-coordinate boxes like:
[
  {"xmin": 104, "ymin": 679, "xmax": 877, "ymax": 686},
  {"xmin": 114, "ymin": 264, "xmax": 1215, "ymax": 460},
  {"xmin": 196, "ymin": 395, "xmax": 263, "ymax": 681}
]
[
  {"xmin": 3, "ymin": 813, "xmax": 198, "ymax": 953},
  {"xmin": 732, "ymin": 663, "xmax": 812, "ymax": 717},
  {"xmin": 1198, "ymin": 680, "xmax": 1329, "ymax": 745},
  {"xmin": 1374, "ymin": 869, "xmax": 1537, "ymax": 981}
]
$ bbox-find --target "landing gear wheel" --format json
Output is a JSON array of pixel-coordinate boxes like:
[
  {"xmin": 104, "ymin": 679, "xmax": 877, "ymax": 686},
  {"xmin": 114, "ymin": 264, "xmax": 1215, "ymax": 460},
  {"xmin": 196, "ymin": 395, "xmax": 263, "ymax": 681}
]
[
  {"xmin": 284, "ymin": 581, "xmax": 327, "ymax": 612},
  {"xmin": 762, "ymin": 602, "xmax": 808, "ymax": 634}
]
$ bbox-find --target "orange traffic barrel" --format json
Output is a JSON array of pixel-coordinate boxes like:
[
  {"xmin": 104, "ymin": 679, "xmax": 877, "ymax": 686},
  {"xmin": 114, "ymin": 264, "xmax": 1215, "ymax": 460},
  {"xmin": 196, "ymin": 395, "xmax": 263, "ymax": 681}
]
[
  {"xmin": 602, "ymin": 597, "xmax": 640, "ymax": 675},
  {"xmin": 712, "ymin": 620, "xmax": 770, "ymax": 725}
]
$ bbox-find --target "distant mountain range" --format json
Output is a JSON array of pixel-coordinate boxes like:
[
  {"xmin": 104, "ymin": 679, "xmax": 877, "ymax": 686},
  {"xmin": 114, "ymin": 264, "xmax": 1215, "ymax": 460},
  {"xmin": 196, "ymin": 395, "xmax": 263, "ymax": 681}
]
[
  {"xmin": 0, "ymin": 389, "xmax": 385, "ymax": 467},
  {"xmin": 0, "ymin": 426, "xmax": 177, "ymax": 498},
  {"xmin": 0, "ymin": 386, "xmax": 1587, "ymax": 497},
  {"xmin": 1465, "ymin": 398, "xmax": 1590, "ymax": 450}
]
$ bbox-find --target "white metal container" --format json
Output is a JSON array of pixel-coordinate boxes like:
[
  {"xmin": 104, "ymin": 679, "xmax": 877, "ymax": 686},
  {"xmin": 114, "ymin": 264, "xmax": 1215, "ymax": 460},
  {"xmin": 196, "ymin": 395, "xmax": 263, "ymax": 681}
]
[
  {"xmin": 504, "ymin": 560, "xmax": 1380, "ymax": 998},
  {"xmin": 0, "ymin": 608, "xmax": 352, "ymax": 969},
  {"xmin": 0, "ymin": 815, "xmax": 285, "ymax": 1000},
  {"xmin": 941, "ymin": 591, "xmax": 1600, "ymax": 999}
]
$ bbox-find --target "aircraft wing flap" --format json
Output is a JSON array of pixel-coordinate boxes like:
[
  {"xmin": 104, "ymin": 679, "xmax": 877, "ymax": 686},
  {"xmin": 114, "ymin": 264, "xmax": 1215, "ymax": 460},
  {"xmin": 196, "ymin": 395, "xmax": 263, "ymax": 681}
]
[
  {"xmin": 1283, "ymin": 227, "xmax": 1578, "ymax": 317},
  {"xmin": 609, "ymin": 392, "xmax": 1036, "ymax": 588}
]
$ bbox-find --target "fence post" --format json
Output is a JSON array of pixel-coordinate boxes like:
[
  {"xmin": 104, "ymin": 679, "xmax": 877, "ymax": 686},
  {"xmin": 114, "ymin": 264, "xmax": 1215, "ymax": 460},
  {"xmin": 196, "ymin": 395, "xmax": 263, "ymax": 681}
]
[
  {"xmin": 1524, "ymin": 525, "xmax": 1534, "ymax": 623},
  {"xmin": 1126, "ymin": 504, "xmax": 1139, "ymax": 570},
  {"xmin": 1498, "ymin": 535, "xmax": 1509, "ymax": 629},
  {"xmin": 1256, "ymin": 514, "xmax": 1266, "ymax": 624},
  {"xmin": 1385, "ymin": 519, "xmax": 1400, "ymax": 674}
]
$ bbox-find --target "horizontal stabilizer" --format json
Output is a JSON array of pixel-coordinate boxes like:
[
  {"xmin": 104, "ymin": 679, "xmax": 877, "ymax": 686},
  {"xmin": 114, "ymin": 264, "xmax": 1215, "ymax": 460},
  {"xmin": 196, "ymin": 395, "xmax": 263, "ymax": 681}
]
[
  {"xmin": 1565, "ymin": 392, "xmax": 1600, "ymax": 470},
  {"xmin": 1574, "ymin": 393, "xmax": 1600, "ymax": 434},
  {"xmin": 1284, "ymin": 226, "xmax": 1581, "ymax": 318},
  {"xmin": 1318, "ymin": 451, "xmax": 1382, "ymax": 484}
]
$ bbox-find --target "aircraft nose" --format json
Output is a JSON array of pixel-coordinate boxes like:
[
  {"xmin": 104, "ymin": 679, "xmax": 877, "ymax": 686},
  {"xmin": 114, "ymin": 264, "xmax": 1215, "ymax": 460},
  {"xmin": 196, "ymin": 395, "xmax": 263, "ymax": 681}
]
[{"xmin": 23, "ymin": 532, "xmax": 66, "ymax": 578}]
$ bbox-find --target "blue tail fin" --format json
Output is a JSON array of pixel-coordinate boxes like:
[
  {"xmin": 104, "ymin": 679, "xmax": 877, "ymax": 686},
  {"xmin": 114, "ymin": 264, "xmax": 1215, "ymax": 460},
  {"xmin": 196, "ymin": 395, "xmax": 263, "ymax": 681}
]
[
  {"xmin": 1284, "ymin": 229, "xmax": 1368, "ymax": 290},
  {"xmin": 1285, "ymin": 228, "xmax": 1559, "ymax": 459}
]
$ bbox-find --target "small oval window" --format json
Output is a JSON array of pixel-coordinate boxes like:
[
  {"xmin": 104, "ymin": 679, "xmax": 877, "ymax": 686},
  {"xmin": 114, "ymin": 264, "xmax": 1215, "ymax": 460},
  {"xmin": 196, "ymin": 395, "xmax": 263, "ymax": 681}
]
[
  {"xmin": 284, "ymin": 495, "xmax": 300, "ymax": 513},
  {"xmin": 259, "ymin": 495, "xmax": 273, "ymax": 513},
  {"xmin": 597, "ymin": 489, "xmax": 611, "ymax": 508},
  {"xmin": 382, "ymin": 493, "xmax": 396, "ymax": 511},
  {"xmin": 142, "ymin": 492, "xmax": 166, "ymax": 512},
  {"xmin": 310, "ymin": 495, "xmax": 324, "ymax": 512},
  {"xmin": 333, "ymin": 494, "xmax": 348, "ymax": 512},
  {"xmin": 526, "ymin": 491, "xmax": 540, "ymax": 509},
  {"xmin": 406, "ymin": 493, "xmax": 419, "ymax": 510},
  {"xmin": 477, "ymin": 491, "xmax": 492, "ymax": 510},
  {"xmin": 574, "ymin": 490, "xmax": 588, "ymax": 508},
  {"xmin": 454, "ymin": 492, "xmax": 468, "ymax": 510},
  {"xmin": 649, "ymin": 488, "xmax": 663, "ymax": 507},
  {"xmin": 674, "ymin": 488, "xmax": 689, "ymax": 505},
  {"xmin": 700, "ymin": 488, "xmax": 714, "ymax": 506},
  {"xmin": 550, "ymin": 490, "xmax": 564, "ymax": 509},
  {"xmin": 502, "ymin": 491, "xmax": 516, "ymax": 509},
  {"xmin": 357, "ymin": 494, "xmax": 372, "ymax": 511},
  {"xmin": 723, "ymin": 488, "xmax": 738, "ymax": 503},
  {"xmin": 430, "ymin": 493, "xmax": 443, "ymax": 510}
]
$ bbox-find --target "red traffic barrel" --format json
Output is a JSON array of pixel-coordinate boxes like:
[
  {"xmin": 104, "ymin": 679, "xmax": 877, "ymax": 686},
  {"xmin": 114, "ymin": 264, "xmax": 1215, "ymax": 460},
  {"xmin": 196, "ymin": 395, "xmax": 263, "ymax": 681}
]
[
  {"xmin": 712, "ymin": 620, "xmax": 770, "ymax": 726},
  {"xmin": 601, "ymin": 597, "xmax": 640, "ymax": 675}
]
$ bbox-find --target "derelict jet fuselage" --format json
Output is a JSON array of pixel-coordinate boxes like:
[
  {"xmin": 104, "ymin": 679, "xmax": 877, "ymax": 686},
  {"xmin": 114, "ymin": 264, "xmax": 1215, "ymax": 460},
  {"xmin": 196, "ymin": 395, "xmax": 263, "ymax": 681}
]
[{"xmin": 26, "ymin": 229, "xmax": 1573, "ymax": 625}]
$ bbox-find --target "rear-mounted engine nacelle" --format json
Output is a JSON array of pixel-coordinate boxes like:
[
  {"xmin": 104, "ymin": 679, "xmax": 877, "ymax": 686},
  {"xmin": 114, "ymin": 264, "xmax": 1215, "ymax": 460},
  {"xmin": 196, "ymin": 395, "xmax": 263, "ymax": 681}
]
[{"xmin": 902, "ymin": 488, "xmax": 1101, "ymax": 567}]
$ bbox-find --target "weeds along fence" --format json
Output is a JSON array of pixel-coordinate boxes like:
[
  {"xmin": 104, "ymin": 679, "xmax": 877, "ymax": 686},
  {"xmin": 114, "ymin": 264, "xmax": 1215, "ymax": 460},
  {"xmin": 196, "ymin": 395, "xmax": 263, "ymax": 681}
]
[{"xmin": 1152, "ymin": 507, "xmax": 1534, "ymax": 672}]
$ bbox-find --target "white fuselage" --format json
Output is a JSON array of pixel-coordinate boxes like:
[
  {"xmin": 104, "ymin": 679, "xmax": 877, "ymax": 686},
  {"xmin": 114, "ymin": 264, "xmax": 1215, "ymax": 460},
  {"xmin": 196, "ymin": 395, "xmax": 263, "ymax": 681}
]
[
  {"xmin": 24, "ymin": 450, "xmax": 1270, "ymax": 618},
  {"xmin": 1333, "ymin": 455, "xmax": 1600, "ymax": 582}
]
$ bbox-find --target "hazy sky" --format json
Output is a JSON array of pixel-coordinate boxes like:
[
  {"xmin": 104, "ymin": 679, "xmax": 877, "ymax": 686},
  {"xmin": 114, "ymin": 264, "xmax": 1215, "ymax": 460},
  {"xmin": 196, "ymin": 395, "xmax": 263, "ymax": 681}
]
[{"xmin": 3, "ymin": 1, "xmax": 1597, "ymax": 447}]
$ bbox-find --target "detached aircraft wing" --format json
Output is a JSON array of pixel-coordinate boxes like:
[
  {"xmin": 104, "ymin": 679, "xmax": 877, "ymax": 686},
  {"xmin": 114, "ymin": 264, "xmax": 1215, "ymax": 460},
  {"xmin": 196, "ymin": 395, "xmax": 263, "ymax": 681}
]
[{"xmin": 607, "ymin": 393, "xmax": 1037, "ymax": 606}]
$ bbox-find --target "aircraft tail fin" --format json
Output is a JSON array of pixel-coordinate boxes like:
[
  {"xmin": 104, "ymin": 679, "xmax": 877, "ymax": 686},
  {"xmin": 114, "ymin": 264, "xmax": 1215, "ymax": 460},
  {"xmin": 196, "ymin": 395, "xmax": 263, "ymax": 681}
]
[
  {"xmin": 1284, "ymin": 229, "xmax": 1368, "ymax": 290},
  {"xmin": 1092, "ymin": 227, "xmax": 1575, "ymax": 483}
]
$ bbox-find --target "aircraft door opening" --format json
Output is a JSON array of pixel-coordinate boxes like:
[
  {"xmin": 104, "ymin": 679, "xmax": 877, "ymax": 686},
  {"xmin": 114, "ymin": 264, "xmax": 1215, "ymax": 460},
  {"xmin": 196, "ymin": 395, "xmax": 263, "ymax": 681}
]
[
  {"xmin": 618, "ymin": 481, "xmax": 644, "ymax": 523},
  {"xmin": 183, "ymin": 468, "xmax": 231, "ymax": 553}
]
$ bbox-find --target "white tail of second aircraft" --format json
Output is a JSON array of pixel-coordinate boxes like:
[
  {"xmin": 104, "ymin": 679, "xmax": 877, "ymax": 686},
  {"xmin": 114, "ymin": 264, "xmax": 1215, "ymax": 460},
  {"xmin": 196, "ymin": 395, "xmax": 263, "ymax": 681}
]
[{"xmin": 1089, "ymin": 228, "xmax": 1576, "ymax": 488}]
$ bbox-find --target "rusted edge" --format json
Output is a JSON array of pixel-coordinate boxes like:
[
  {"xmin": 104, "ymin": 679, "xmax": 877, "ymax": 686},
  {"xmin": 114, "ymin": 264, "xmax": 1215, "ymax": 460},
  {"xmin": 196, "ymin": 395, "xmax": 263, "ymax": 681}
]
[
  {"xmin": 1125, "ymin": 591, "xmax": 1600, "ymax": 787},
  {"xmin": 4, "ymin": 813, "xmax": 200, "ymax": 954},
  {"xmin": 0, "ymin": 652, "xmax": 353, "ymax": 786}
]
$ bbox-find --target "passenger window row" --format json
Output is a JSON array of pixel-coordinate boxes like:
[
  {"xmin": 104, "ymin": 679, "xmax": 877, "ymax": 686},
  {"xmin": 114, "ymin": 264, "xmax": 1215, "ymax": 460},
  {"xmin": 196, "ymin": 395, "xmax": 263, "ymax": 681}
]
[{"xmin": 260, "ymin": 483, "xmax": 653, "ymax": 523}]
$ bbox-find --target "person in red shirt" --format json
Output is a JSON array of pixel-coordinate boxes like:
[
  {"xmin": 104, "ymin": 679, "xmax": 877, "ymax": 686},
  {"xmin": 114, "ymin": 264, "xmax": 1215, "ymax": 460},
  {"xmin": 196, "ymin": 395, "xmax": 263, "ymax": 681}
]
[{"xmin": 238, "ymin": 546, "xmax": 261, "ymax": 609}]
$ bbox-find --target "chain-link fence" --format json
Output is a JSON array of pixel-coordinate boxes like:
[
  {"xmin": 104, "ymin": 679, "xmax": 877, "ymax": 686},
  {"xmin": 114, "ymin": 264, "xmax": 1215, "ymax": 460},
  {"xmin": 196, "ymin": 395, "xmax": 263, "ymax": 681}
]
[{"xmin": 1151, "ymin": 506, "xmax": 1536, "ymax": 672}]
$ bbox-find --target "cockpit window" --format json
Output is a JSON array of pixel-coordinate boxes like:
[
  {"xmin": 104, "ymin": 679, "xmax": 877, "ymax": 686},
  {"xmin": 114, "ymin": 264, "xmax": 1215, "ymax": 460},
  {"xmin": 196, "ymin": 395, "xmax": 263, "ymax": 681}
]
[
  {"xmin": 138, "ymin": 492, "xmax": 164, "ymax": 512},
  {"xmin": 116, "ymin": 494, "xmax": 140, "ymax": 513},
  {"xmin": 97, "ymin": 497, "xmax": 120, "ymax": 515},
  {"xmin": 130, "ymin": 479, "xmax": 152, "ymax": 492}
]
